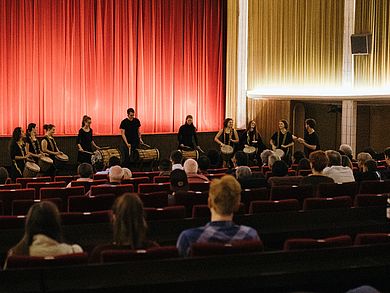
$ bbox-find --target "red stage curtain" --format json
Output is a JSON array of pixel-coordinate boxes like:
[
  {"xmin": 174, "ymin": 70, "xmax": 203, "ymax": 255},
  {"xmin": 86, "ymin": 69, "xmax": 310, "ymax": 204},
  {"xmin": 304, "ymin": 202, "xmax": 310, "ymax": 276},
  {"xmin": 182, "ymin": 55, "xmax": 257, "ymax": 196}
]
[{"xmin": 0, "ymin": 0, "xmax": 225, "ymax": 135}]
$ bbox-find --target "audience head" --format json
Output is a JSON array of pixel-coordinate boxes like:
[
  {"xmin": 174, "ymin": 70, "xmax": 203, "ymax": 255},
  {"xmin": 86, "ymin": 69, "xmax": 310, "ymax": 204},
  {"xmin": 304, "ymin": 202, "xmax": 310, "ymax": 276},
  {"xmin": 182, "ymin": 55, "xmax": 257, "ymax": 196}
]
[
  {"xmin": 207, "ymin": 150, "xmax": 221, "ymax": 168},
  {"xmin": 292, "ymin": 151, "xmax": 305, "ymax": 164},
  {"xmin": 385, "ymin": 147, "xmax": 390, "ymax": 165},
  {"xmin": 268, "ymin": 154, "xmax": 280, "ymax": 168},
  {"xmin": 339, "ymin": 144, "xmax": 353, "ymax": 160},
  {"xmin": 197, "ymin": 156, "xmax": 210, "ymax": 171},
  {"xmin": 233, "ymin": 151, "xmax": 248, "ymax": 167},
  {"xmin": 122, "ymin": 168, "xmax": 132, "ymax": 180},
  {"xmin": 309, "ymin": 150, "xmax": 329, "ymax": 173},
  {"xmin": 364, "ymin": 159, "xmax": 377, "ymax": 173},
  {"xmin": 170, "ymin": 169, "xmax": 189, "ymax": 192},
  {"xmin": 305, "ymin": 118, "xmax": 316, "ymax": 130},
  {"xmin": 77, "ymin": 163, "xmax": 93, "ymax": 179},
  {"xmin": 111, "ymin": 193, "xmax": 147, "ymax": 248},
  {"xmin": 341, "ymin": 155, "xmax": 353, "ymax": 169},
  {"xmin": 272, "ymin": 160, "xmax": 288, "ymax": 177},
  {"xmin": 170, "ymin": 150, "xmax": 183, "ymax": 165},
  {"xmin": 236, "ymin": 166, "xmax": 252, "ymax": 180},
  {"xmin": 183, "ymin": 159, "xmax": 198, "ymax": 175},
  {"xmin": 94, "ymin": 161, "xmax": 105, "ymax": 172},
  {"xmin": 11, "ymin": 201, "xmax": 62, "ymax": 255},
  {"xmin": 208, "ymin": 175, "xmax": 241, "ymax": 217},
  {"xmin": 357, "ymin": 152, "xmax": 372, "ymax": 170},
  {"xmin": 109, "ymin": 166, "xmax": 124, "ymax": 183},
  {"xmin": 325, "ymin": 150, "xmax": 342, "ymax": 166},
  {"xmin": 0, "ymin": 167, "xmax": 9, "ymax": 184},
  {"xmin": 298, "ymin": 158, "xmax": 311, "ymax": 170},
  {"xmin": 158, "ymin": 159, "xmax": 172, "ymax": 172},
  {"xmin": 260, "ymin": 149, "xmax": 274, "ymax": 166},
  {"xmin": 108, "ymin": 156, "xmax": 121, "ymax": 168}
]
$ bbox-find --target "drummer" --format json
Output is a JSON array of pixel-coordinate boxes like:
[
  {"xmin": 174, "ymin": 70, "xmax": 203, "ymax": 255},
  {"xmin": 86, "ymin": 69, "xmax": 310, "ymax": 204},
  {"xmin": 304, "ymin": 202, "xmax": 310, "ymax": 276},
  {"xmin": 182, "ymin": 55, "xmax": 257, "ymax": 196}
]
[
  {"xmin": 26, "ymin": 123, "xmax": 46, "ymax": 162},
  {"xmin": 77, "ymin": 115, "xmax": 100, "ymax": 164},
  {"xmin": 9, "ymin": 127, "xmax": 31, "ymax": 180},
  {"xmin": 270, "ymin": 119, "xmax": 294, "ymax": 163},
  {"xmin": 120, "ymin": 108, "xmax": 143, "ymax": 167},
  {"xmin": 177, "ymin": 115, "xmax": 200, "ymax": 151},
  {"xmin": 240, "ymin": 120, "xmax": 266, "ymax": 164},
  {"xmin": 41, "ymin": 124, "xmax": 65, "ymax": 173},
  {"xmin": 214, "ymin": 118, "xmax": 239, "ymax": 168}
]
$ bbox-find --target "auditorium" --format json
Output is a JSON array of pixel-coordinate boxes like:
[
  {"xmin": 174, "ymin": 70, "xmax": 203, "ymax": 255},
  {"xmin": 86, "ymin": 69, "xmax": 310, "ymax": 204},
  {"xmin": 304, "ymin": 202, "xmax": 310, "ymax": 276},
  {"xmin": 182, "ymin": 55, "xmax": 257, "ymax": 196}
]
[{"xmin": 0, "ymin": 0, "xmax": 389, "ymax": 292}]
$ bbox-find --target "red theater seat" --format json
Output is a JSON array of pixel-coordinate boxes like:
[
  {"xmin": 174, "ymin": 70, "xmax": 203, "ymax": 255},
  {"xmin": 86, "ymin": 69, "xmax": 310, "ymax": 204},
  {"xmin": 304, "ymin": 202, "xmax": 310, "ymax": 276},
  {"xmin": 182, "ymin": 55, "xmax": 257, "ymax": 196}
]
[
  {"xmin": 70, "ymin": 179, "xmax": 107, "ymax": 191},
  {"xmin": 297, "ymin": 169, "xmax": 312, "ymax": 176},
  {"xmin": 270, "ymin": 185, "xmax": 313, "ymax": 202},
  {"xmin": 132, "ymin": 171, "xmax": 160, "ymax": 181},
  {"xmin": 101, "ymin": 246, "xmax": 178, "ymax": 263},
  {"xmin": 206, "ymin": 168, "xmax": 228, "ymax": 174},
  {"xmin": 284, "ymin": 235, "xmax": 353, "ymax": 250},
  {"xmin": 354, "ymin": 194, "xmax": 388, "ymax": 207},
  {"xmin": 354, "ymin": 233, "xmax": 390, "ymax": 245},
  {"xmin": 241, "ymin": 188, "xmax": 269, "ymax": 211},
  {"xmin": 188, "ymin": 181, "xmax": 210, "ymax": 192},
  {"xmin": 303, "ymin": 196, "xmax": 352, "ymax": 211},
  {"xmin": 12, "ymin": 198, "xmax": 62, "ymax": 215},
  {"xmin": 16, "ymin": 177, "xmax": 52, "ymax": 188},
  {"xmin": 0, "ymin": 189, "xmax": 36, "ymax": 215},
  {"xmin": 192, "ymin": 203, "xmax": 245, "ymax": 219},
  {"xmin": 93, "ymin": 174, "xmax": 109, "ymax": 181},
  {"xmin": 190, "ymin": 240, "xmax": 264, "ymax": 257},
  {"xmin": 0, "ymin": 183, "xmax": 22, "ymax": 190},
  {"xmin": 318, "ymin": 182, "xmax": 358, "ymax": 198},
  {"xmin": 0, "ymin": 215, "xmax": 25, "ymax": 230},
  {"xmin": 138, "ymin": 183, "xmax": 170, "ymax": 193},
  {"xmin": 54, "ymin": 176, "xmax": 79, "ymax": 185},
  {"xmin": 40, "ymin": 186, "xmax": 85, "ymax": 211},
  {"xmin": 358, "ymin": 180, "xmax": 390, "ymax": 194},
  {"xmin": 153, "ymin": 176, "xmax": 170, "ymax": 183},
  {"xmin": 144, "ymin": 206, "xmax": 186, "ymax": 221},
  {"xmin": 89, "ymin": 184, "xmax": 134, "ymax": 197},
  {"xmin": 121, "ymin": 177, "xmax": 150, "ymax": 190},
  {"xmin": 206, "ymin": 173, "xmax": 225, "ymax": 180},
  {"xmin": 27, "ymin": 181, "xmax": 67, "ymax": 199},
  {"xmin": 6, "ymin": 253, "xmax": 88, "ymax": 269},
  {"xmin": 68, "ymin": 194, "xmax": 115, "ymax": 212},
  {"xmin": 61, "ymin": 211, "xmax": 111, "ymax": 225},
  {"xmin": 249, "ymin": 199, "xmax": 300, "ymax": 214},
  {"xmin": 174, "ymin": 191, "xmax": 209, "ymax": 217},
  {"xmin": 138, "ymin": 192, "xmax": 170, "ymax": 208}
]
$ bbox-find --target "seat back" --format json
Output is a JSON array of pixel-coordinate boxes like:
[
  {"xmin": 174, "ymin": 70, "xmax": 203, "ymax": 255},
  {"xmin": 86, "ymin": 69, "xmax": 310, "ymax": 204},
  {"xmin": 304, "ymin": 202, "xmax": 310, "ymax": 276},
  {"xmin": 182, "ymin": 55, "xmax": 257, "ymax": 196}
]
[
  {"xmin": 6, "ymin": 253, "xmax": 88, "ymax": 269},
  {"xmin": 138, "ymin": 183, "xmax": 170, "ymax": 194},
  {"xmin": 174, "ymin": 191, "xmax": 208, "ymax": 217},
  {"xmin": 27, "ymin": 181, "xmax": 67, "ymax": 199},
  {"xmin": 61, "ymin": 211, "xmax": 111, "ymax": 225},
  {"xmin": 270, "ymin": 185, "xmax": 314, "ymax": 202},
  {"xmin": 16, "ymin": 177, "xmax": 52, "ymax": 188},
  {"xmin": 354, "ymin": 194, "xmax": 388, "ymax": 207},
  {"xmin": 54, "ymin": 176, "xmax": 79, "ymax": 185},
  {"xmin": 354, "ymin": 233, "xmax": 390, "ymax": 245},
  {"xmin": 40, "ymin": 186, "xmax": 85, "ymax": 211},
  {"xmin": 90, "ymin": 184, "xmax": 134, "ymax": 197},
  {"xmin": 153, "ymin": 176, "xmax": 170, "ymax": 183},
  {"xmin": 268, "ymin": 176, "xmax": 304, "ymax": 187},
  {"xmin": 249, "ymin": 199, "xmax": 300, "ymax": 214},
  {"xmin": 70, "ymin": 180, "xmax": 107, "ymax": 191},
  {"xmin": 132, "ymin": 171, "xmax": 160, "ymax": 181},
  {"xmin": 298, "ymin": 169, "xmax": 312, "ymax": 176},
  {"xmin": 0, "ymin": 189, "xmax": 36, "ymax": 215},
  {"xmin": 318, "ymin": 182, "xmax": 358, "ymax": 198},
  {"xmin": 144, "ymin": 206, "xmax": 186, "ymax": 221},
  {"xmin": 284, "ymin": 235, "xmax": 352, "ymax": 250},
  {"xmin": 93, "ymin": 174, "xmax": 109, "ymax": 181},
  {"xmin": 192, "ymin": 203, "xmax": 245, "ymax": 219},
  {"xmin": 190, "ymin": 240, "xmax": 264, "ymax": 257},
  {"xmin": 121, "ymin": 177, "xmax": 150, "ymax": 190},
  {"xmin": 12, "ymin": 198, "xmax": 62, "ymax": 215},
  {"xmin": 101, "ymin": 246, "xmax": 178, "ymax": 263},
  {"xmin": 303, "ymin": 196, "xmax": 352, "ymax": 211},
  {"xmin": 188, "ymin": 182, "xmax": 210, "ymax": 192},
  {"xmin": 0, "ymin": 183, "xmax": 22, "ymax": 190},
  {"xmin": 241, "ymin": 188, "xmax": 268, "ymax": 211},
  {"xmin": 138, "ymin": 192, "xmax": 170, "ymax": 208},
  {"xmin": 358, "ymin": 180, "xmax": 390, "ymax": 194},
  {"xmin": 68, "ymin": 194, "xmax": 115, "ymax": 212}
]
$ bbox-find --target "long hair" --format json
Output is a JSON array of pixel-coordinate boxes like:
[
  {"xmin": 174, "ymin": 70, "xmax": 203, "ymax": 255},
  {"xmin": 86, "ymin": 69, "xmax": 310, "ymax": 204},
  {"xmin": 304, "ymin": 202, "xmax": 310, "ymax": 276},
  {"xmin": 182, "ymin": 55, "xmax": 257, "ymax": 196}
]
[
  {"xmin": 111, "ymin": 193, "xmax": 147, "ymax": 248},
  {"xmin": 185, "ymin": 115, "xmax": 196, "ymax": 130},
  {"xmin": 11, "ymin": 127, "xmax": 23, "ymax": 143},
  {"xmin": 10, "ymin": 201, "xmax": 62, "ymax": 255},
  {"xmin": 246, "ymin": 120, "xmax": 257, "ymax": 132},
  {"xmin": 223, "ymin": 118, "xmax": 233, "ymax": 128},
  {"xmin": 81, "ymin": 115, "xmax": 91, "ymax": 127}
]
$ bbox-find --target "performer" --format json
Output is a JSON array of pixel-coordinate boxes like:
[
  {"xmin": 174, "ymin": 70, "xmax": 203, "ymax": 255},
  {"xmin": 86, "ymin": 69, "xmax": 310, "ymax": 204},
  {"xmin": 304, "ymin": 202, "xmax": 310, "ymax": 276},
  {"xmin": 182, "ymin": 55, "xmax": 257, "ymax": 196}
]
[
  {"xmin": 9, "ymin": 127, "xmax": 31, "ymax": 180},
  {"xmin": 41, "ymin": 124, "xmax": 64, "ymax": 163},
  {"xmin": 26, "ymin": 123, "xmax": 45, "ymax": 162},
  {"xmin": 214, "ymin": 118, "xmax": 239, "ymax": 168},
  {"xmin": 270, "ymin": 119, "xmax": 294, "ymax": 160},
  {"xmin": 239, "ymin": 120, "xmax": 266, "ymax": 164},
  {"xmin": 178, "ymin": 115, "xmax": 200, "ymax": 150},
  {"xmin": 120, "ymin": 108, "xmax": 143, "ymax": 166},
  {"xmin": 295, "ymin": 118, "xmax": 320, "ymax": 157},
  {"xmin": 77, "ymin": 115, "xmax": 100, "ymax": 164}
]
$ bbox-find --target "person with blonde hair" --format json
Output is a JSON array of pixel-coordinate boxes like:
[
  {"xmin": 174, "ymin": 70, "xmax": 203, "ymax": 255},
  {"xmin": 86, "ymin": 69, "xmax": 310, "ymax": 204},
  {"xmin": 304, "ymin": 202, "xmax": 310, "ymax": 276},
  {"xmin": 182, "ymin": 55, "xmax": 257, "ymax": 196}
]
[{"xmin": 176, "ymin": 175, "xmax": 259, "ymax": 257}]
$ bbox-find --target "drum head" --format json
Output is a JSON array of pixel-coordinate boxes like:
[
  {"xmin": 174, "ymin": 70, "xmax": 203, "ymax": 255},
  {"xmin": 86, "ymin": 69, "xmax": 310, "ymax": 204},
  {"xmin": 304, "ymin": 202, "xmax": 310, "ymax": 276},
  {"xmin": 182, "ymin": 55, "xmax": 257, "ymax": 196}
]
[
  {"xmin": 244, "ymin": 146, "xmax": 256, "ymax": 154},
  {"xmin": 26, "ymin": 162, "xmax": 40, "ymax": 172},
  {"xmin": 221, "ymin": 145, "xmax": 233, "ymax": 154},
  {"xmin": 40, "ymin": 156, "xmax": 53, "ymax": 164}
]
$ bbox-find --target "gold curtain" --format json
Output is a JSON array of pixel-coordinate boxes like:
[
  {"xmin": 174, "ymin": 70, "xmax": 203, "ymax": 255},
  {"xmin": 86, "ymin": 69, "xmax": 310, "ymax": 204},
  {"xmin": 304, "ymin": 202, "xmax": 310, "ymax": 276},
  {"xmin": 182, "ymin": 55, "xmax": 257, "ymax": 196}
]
[
  {"xmin": 354, "ymin": 0, "xmax": 390, "ymax": 88},
  {"xmin": 225, "ymin": 0, "xmax": 239, "ymax": 124},
  {"xmin": 247, "ymin": 0, "xmax": 344, "ymax": 90}
]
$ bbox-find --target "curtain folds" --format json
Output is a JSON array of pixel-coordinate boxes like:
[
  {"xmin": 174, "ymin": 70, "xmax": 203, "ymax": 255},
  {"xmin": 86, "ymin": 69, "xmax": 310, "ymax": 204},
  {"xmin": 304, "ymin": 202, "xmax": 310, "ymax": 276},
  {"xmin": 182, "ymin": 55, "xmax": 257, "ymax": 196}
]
[{"xmin": 0, "ymin": 0, "xmax": 225, "ymax": 135}]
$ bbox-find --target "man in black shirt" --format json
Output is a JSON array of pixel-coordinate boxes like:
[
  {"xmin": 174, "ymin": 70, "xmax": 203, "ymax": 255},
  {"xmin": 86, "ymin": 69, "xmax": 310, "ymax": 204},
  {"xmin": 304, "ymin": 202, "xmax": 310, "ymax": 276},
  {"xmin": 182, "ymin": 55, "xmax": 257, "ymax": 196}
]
[
  {"xmin": 296, "ymin": 118, "xmax": 320, "ymax": 157},
  {"xmin": 120, "ymin": 108, "xmax": 143, "ymax": 166}
]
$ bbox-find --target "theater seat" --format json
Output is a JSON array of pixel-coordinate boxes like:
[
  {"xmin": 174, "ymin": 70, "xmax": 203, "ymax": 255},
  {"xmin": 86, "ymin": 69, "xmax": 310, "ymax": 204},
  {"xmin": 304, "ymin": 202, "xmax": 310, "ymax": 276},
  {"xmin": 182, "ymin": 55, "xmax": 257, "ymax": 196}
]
[
  {"xmin": 54, "ymin": 175, "xmax": 80, "ymax": 185},
  {"xmin": 188, "ymin": 182, "xmax": 210, "ymax": 192},
  {"xmin": 358, "ymin": 180, "xmax": 390, "ymax": 195},
  {"xmin": 70, "ymin": 180, "xmax": 107, "ymax": 191},
  {"xmin": 0, "ymin": 189, "xmax": 36, "ymax": 215},
  {"xmin": 153, "ymin": 176, "xmax": 170, "ymax": 183},
  {"xmin": 174, "ymin": 191, "xmax": 209, "ymax": 217},
  {"xmin": 27, "ymin": 181, "xmax": 67, "ymax": 199},
  {"xmin": 16, "ymin": 177, "xmax": 52, "ymax": 188},
  {"xmin": 68, "ymin": 194, "xmax": 115, "ymax": 212},
  {"xmin": 12, "ymin": 198, "xmax": 62, "ymax": 215},
  {"xmin": 192, "ymin": 203, "xmax": 245, "ymax": 219},
  {"xmin": 303, "ymin": 196, "xmax": 352, "ymax": 211},
  {"xmin": 40, "ymin": 186, "xmax": 85, "ymax": 211},
  {"xmin": 5, "ymin": 253, "xmax": 88, "ymax": 269},
  {"xmin": 122, "ymin": 177, "xmax": 150, "ymax": 190},
  {"xmin": 190, "ymin": 240, "xmax": 264, "ymax": 257},
  {"xmin": 270, "ymin": 185, "xmax": 313, "ymax": 202},
  {"xmin": 318, "ymin": 182, "xmax": 358, "ymax": 198},
  {"xmin": 249, "ymin": 199, "xmax": 300, "ymax": 214},
  {"xmin": 283, "ymin": 235, "xmax": 352, "ymax": 251},
  {"xmin": 354, "ymin": 233, "xmax": 390, "ymax": 245},
  {"xmin": 101, "ymin": 246, "xmax": 178, "ymax": 263},
  {"xmin": 144, "ymin": 206, "xmax": 186, "ymax": 221},
  {"xmin": 89, "ymin": 184, "xmax": 134, "ymax": 197},
  {"xmin": 138, "ymin": 183, "xmax": 170, "ymax": 194},
  {"xmin": 241, "ymin": 188, "xmax": 269, "ymax": 211},
  {"xmin": 354, "ymin": 194, "xmax": 388, "ymax": 207},
  {"xmin": 61, "ymin": 211, "xmax": 111, "ymax": 225},
  {"xmin": 0, "ymin": 183, "xmax": 22, "ymax": 190},
  {"xmin": 138, "ymin": 192, "xmax": 170, "ymax": 208}
]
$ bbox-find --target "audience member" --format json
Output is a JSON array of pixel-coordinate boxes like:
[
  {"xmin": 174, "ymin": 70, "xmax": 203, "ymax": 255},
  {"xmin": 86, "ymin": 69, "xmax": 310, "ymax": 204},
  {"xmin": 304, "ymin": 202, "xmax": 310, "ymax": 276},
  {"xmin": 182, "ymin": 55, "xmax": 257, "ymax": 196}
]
[
  {"xmin": 260, "ymin": 149, "xmax": 274, "ymax": 166},
  {"xmin": 226, "ymin": 151, "xmax": 249, "ymax": 176},
  {"xmin": 90, "ymin": 193, "xmax": 158, "ymax": 262},
  {"xmin": 183, "ymin": 159, "xmax": 209, "ymax": 182},
  {"xmin": 236, "ymin": 166, "xmax": 266, "ymax": 189},
  {"xmin": 67, "ymin": 163, "xmax": 93, "ymax": 188},
  {"xmin": 122, "ymin": 168, "xmax": 132, "ymax": 180},
  {"xmin": 158, "ymin": 159, "xmax": 172, "ymax": 176},
  {"xmin": 170, "ymin": 150, "xmax": 184, "ymax": 170},
  {"xmin": 339, "ymin": 144, "xmax": 355, "ymax": 162},
  {"xmin": 108, "ymin": 166, "xmax": 124, "ymax": 185},
  {"xmin": 5, "ymin": 202, "xmax": 82, "ymax": 268},
  {"xmin": 267, "ymin": 154, "xmax": 280, "ymax": 168},
  {"xmin": 0, "ymin": 167, "xmax": 9, "ymax": 184},
  {"xmin": 197, "ymin": 156, "xmax": 210, "ymax": 175},
  {"xmin": 301, "ymin": 150, "xmax": 334, "ymax": 186},
  {"xmin": 323, "ymin": 150, "xmax": 355, "ymax": 184},
  {"xmin": 382, "ymin": 147, "xmax": 390, "ymax": 179},
  {"xmin": 176, "ymin": 175, "xmax": 259, "ymax": 257},
  {"xmin": 355, "ymin": 159, "xmax": 381, "ymax": 181},
  {"xmin": 341, "ymin": 155, "xmax": 353, "ymax": 169},
  {"xmin": 357, "ymin": 152, "xmax": 372, "ymax": 171},
  {"xmin": 95, "ymin": 156, "xmax": 121, "ymax": 175},
  {"xmin": 292, "ymin": 151, "xmax": 305, "ymax": 165},
  {"xmin": 271, "ymin": 160, "xmax": 288, "ymax": 177},
  {"xmin": 297, "ymin": 158, "xmax": 311, "ymax": 171},
  {"xmin": 170, "ymin": 169, "xmax": 189, "ymax": 193},
  {"xmin": 207, "ymin": 149, "xmax": 222, "ymax": 169}
]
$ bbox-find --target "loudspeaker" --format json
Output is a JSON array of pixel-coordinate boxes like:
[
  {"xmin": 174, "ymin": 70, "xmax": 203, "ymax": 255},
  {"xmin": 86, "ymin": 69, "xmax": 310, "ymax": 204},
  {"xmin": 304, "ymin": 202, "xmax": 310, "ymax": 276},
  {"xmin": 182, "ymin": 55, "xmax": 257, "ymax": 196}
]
[{"xmin": 351, "ymin": 33, "xmax": 372, "ymax": 55}]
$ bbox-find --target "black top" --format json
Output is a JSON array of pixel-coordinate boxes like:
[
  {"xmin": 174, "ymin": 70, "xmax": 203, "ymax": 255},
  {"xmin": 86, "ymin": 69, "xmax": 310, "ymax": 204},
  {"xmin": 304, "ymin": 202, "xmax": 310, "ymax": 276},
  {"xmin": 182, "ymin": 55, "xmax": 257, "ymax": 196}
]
[
  {"xmin": 26, "ymin": 135, "xmax": 41, "ymax": 155},
  {"xmin": 77, "ymin": 128, "xmax": 93, "ymax": 152},
  {"xmin": 178, "ymin": 124, "xmax": 198, "ymax": 148},
  {"xmin": 219, "ymin": 129, "xmax": 237, "ymax": 147},
  {"xmin": 120, "ymin": 118, "xmax": 141, "ymax": 145},
  {"xmin": 271, "ymin": 131, "xmax": 293, "ymax": 155},
  {"xmin": 240, "ymin": 130, "xmax": 266, "ymax": 152},
  {"xmin": 10, "ymin": 141, "xmax": 27, "ymax": 176},
  {"xmin": 304, "ymin": 131, "xmax": 320, "ymax": 156},
  {"xmin": 42, "ymin": 136, "xmax": 59, "ymax": 160},
  {"xmin": 354, "ymin": 171, "xmax": 382, "ymax": 182},
  {"xmin": 301, "ymin": 175, "xmax": 334, "ymax": 186}
]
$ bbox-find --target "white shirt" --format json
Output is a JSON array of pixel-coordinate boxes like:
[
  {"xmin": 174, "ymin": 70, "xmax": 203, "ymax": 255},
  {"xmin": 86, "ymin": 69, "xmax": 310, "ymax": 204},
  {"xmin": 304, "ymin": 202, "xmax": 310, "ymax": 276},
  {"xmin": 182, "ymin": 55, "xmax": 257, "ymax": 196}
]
[
  {"xmin": 323, "ymin": 166, "xmax": 355, "ymax": 184},
  {"xmin": 172, "ymin": 164, "xmax": 184, "ymax": 171}
]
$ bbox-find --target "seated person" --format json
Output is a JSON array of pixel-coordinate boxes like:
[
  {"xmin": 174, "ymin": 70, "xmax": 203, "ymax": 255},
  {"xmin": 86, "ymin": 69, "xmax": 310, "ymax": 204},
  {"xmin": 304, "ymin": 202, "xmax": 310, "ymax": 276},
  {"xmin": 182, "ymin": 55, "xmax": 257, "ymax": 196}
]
[
  {"xmin": 197, "ymin": 156, "xmax": 210, "ymax": 175},
  {"xmin": 226, "ymin": 151, "xmax": 249, "ymax": 176},
  {"xmin": 357, "ymin": 152, "xmax": 372, "ymax": 172},
  {"xmin": 292, "ymin": 151, "xmax": 305, "ymax": 165},
  {"xmin": 267, "ymin": 154, "xmax": 280, "ymax": 169},
  {"xmin": 67, "ymin": 163, "xmax": 93, "ymax": 188},
  {"xmin": 176, "ymin": 175, "xmax": 260, "ymax": 257},
  {"xmin": 183, "ymin": 159, "xmax": 209, "ymax": 182},
  {"xmin": 260, "ymin": 149, "xmax": 274, "ymax": 167},
  {"xmin": 158, "ymin": 159, "xmax": 172, "ymax": 176},
  {"xmin": 381, "ymin": 147, "xmax": 390, "ymax": 179},
  {"xmin": 122, "ymin": 168, "xmax": 132, "ymax": 180},
  {"xmin": 170, "ymin": 150, "xmax": 184, "ymax": 171},
  {"xmin": 270, "ymin": 160, "xmax": 288, "ymax": 177},
  {"xmin": 268, "ymin": 160, "xmax": 303, "ymax": 186},
  {"xmin": 85, "ymin": 165, "xmax": 124, "ymax": 197},
  {"xmin": 297, "ymin": 158, "xmax": 311, "ymax": 171},
  {"xmin": 170, "ymin": 169, "xmax": 189, "ymax": 193},
  {"xmin": 0, "ymin": 167, "xmax": 9, "ymax": 184},
  {"xmin": 341, "ymin": 155, "xmax": 353, "ymax": 169},
  {"xmin": 90, "ymin": 193, "xmax": 158, "ymax": 262},
  {"xmin": 95, "ymin": 156, "xmax": 121, "ymax": 175},
  {"xmin": 301, "ymin": 150, "xmax": 334, "ymax": 186},
  {"xmin": 339, "ymin": 144, "xmax": 355, "ymax": 162},
  {"xmin": 355, "ymin": 159, "xmax": 381, "ymax": 181},
  {"xmin": 207, "ymin": 149, "xmax": 222, "ymax": 169},
  {"xmin": 323, "ymin": 150, "xmax": 355, "ymax": 184},
  {"xmin": 236, "ymin": 166, "xmax": 266, "ymax": 189},
  {"xmin": 4, "ymin": 202, "xmax": 82, "ymax": 268}
]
